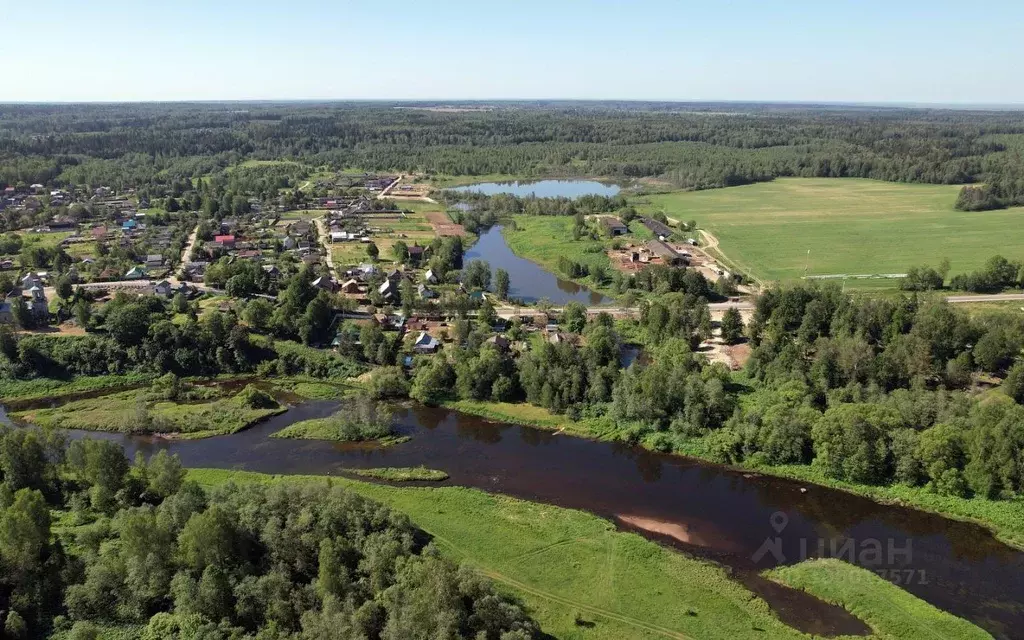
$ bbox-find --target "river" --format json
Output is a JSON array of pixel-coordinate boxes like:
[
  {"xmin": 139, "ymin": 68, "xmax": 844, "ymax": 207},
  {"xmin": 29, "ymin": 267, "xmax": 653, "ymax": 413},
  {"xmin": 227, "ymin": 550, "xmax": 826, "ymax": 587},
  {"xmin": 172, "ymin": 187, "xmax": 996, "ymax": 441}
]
[
  {"xmin": 464, "ymin": 226, "xmax": 611, "ymax": 305},
  {"xmin": 3, "ymin": 399, "xmax": 1022, "ymax": 639}
]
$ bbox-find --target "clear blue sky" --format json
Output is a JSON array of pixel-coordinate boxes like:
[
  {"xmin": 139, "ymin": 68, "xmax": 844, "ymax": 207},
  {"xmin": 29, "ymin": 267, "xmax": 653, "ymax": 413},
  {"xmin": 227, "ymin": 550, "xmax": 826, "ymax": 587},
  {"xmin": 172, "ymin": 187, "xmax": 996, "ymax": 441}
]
[{"xmin": 2, "ymin": 0, "xmax": 1020, "ymax": 104}]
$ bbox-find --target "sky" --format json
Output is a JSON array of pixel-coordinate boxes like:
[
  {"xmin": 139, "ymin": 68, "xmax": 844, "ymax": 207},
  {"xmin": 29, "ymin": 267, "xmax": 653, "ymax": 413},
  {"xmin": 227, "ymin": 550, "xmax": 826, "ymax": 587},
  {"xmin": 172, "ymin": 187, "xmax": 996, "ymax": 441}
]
[{"xmin": 1, "ymin": 0, "xmax": 1021, "ymax": 104}]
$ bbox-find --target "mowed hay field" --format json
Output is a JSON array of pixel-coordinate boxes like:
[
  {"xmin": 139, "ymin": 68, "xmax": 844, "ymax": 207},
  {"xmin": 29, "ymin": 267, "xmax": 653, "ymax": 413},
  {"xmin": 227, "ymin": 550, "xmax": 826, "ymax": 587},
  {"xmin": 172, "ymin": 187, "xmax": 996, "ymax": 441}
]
[{"xmin": 642, "ymin": 178, "xmax": 1024, "ymax": 287}]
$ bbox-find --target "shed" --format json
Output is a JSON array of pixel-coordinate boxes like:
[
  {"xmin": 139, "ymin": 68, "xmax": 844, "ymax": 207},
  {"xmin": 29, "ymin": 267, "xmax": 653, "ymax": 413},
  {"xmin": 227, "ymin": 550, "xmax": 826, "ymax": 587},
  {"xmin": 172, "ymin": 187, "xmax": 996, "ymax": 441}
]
[
  {"xmin": 600, "ymin": 217, "xmax": 628, "ymax": 236},
  {"xmin": 646, "ymin": 239, "xmax": 685, "ymax": 266}
]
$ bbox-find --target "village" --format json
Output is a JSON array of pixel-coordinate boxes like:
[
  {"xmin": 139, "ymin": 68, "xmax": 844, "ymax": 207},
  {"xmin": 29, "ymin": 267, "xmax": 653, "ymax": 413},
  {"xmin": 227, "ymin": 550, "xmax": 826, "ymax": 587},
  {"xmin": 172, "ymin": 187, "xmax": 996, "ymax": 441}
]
[{"xmin": 1, "ymin": 169, "xmax": 755, "ymax": 372}]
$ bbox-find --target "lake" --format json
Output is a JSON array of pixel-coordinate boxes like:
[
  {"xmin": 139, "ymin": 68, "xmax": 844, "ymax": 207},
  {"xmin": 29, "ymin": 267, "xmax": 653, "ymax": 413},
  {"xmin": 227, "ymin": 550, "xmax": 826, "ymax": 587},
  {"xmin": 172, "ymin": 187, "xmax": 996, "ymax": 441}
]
[
  {"xmin": 464, "ymin": 226, "xmax": 611, "ymax": 305},
  {"xmin": 450, "ymin": 179, "xmax": 621, "ymax": 199},
  {"xmin": 4, "ymin": 397, "xmax": 1023, "ymax": 639}
]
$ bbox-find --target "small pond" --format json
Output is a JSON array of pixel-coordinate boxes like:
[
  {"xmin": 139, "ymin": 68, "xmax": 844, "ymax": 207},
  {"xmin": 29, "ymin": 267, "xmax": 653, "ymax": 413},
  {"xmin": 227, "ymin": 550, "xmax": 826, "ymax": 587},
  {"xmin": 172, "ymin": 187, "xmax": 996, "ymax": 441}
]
[{"xmin": 450, "ymin": 179, "xmax": 621, "ymax": 199}]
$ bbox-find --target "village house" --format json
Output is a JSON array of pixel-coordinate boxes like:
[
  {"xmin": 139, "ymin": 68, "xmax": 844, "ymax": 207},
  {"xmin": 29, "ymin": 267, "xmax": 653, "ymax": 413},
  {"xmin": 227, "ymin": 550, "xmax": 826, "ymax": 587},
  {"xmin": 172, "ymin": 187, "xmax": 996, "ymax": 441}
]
[
  {"xmin": 407, "ymin": 244, "xmax": 426, "ymax": 263},
  {"xmin": 340, "ymin": 279, "xmax": 362, "ymax": 294},
  {"xmin": 312, "ymin": 275, "xmax": 338, "ymax": 293},
  {"xmin": 423, "ymin": 268, "xmax": 438, "ymax": 284},
  {"xmin": 378, "ymin": 279, "xmax": 397, "ymax": 301},
  {"xmin": 25, "ymin": 285, "xmax": 49, "ymax": 321},
  {"xmin": 154, "ymin": 280, "xmax": 173, "ymax": 297},
  {"xmin": 124, "ymin": 266, "xmax": 148, "ymax": 280},
  {"xmin": 21, "ymin": 272, "xmax": 43, "ymax": 289},
  {"xmin": 145, "ymin": 254, "xmax": 165, "ymax": 268},
  {"xmin": 486, "ymin": 335, "xmax": 511, "ymax": 351},
  {"xmin": 413, "ymin": 331, "xmax": 440, "ymax": 354},
  {"xmin": 417, "ymin": 283, "xmax": 436, "ymax": 299},
  {"xmin": 214, "ymin": 234, "xmax": 236, "ymax": 249}
]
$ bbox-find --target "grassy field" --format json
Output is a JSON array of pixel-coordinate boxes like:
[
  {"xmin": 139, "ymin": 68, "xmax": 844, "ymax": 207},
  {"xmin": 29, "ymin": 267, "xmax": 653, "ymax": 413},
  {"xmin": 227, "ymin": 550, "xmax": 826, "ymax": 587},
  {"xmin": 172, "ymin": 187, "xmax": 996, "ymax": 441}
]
[
  {"xmin": 639, "ymin": 178, "xmax": 1024, "ymax": 288},
  {"xmin": 0, "ymin": 373, "xmax": 157, "ymax": 402},
  {"xmin": 188, "ymin": 469, "xmax": 989, "ymax": 640},
  {"xmin": 767, "ymin": 559, "xmax": 991, "ymax": 640}
]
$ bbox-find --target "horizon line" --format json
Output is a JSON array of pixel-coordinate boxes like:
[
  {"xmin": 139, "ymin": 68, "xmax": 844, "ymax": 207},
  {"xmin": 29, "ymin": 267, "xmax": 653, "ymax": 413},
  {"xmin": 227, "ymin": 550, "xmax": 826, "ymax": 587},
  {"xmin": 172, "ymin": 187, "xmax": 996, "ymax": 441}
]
[{"xmin": 1, "ymin": 98, "xmax": 1023, "ymax": 110}]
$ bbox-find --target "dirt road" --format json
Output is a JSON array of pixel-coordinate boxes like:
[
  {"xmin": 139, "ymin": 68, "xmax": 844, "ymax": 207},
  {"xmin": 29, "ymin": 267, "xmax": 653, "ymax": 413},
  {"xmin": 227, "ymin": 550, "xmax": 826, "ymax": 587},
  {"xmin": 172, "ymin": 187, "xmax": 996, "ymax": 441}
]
[
  {"xmin": 314, "ymin": 218, "xmax": 337, "ymax": 275},
  {"xmin": 178, "ymin": 224, "xmax": 200, "ymax": 277}
]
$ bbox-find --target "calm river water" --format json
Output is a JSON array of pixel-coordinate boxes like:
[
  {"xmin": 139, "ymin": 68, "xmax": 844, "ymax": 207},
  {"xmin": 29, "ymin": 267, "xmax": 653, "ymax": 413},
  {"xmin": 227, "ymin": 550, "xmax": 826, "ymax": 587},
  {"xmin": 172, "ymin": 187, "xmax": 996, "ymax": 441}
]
[
  {"xmin": 464, "ymin": 226, "xmax": 611, "ymax": 305},
  {"xmin": 4, "ymin": 399, "xmax": 1022, "ymax": 639}
]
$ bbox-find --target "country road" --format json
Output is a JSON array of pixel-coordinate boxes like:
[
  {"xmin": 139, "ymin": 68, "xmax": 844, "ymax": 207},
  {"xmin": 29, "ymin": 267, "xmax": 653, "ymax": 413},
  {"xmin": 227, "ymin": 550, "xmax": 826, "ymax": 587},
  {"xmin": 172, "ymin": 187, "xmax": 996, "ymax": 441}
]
[
  {"xmin": 314, "ymin": 217, "xmax": 337, "ymax": 276},
  {"xmin": 377, "ymin": 175, "xmax": 401, "ymax": 199},
  {"xmin": 178, "ymin": 224, "xmax": 200, "ymax": 278}
]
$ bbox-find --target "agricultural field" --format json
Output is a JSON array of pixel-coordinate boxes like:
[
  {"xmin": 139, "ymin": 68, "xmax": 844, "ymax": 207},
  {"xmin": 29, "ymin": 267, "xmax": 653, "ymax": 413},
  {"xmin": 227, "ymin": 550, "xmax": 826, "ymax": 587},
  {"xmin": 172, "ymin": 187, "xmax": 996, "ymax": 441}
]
[{"xmin": 639, "ymin": 178, "xmax": 1024, "ymax": 288}]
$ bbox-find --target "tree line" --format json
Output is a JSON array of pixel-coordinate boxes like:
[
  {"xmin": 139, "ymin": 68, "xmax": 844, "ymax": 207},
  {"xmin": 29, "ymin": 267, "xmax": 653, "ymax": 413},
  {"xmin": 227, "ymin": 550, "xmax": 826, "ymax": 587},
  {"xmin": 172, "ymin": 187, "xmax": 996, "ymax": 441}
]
[{"xmin": 3, "ymin": 103, "xmax": 1023, "ymax": 214}]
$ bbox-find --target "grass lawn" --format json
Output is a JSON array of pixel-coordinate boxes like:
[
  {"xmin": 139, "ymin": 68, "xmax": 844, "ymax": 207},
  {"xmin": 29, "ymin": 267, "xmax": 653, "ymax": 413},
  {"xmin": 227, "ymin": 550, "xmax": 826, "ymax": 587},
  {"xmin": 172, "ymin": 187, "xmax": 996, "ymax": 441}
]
[
  {"xmin": 638, "ymin": 178, "xmax": 1024, "ymax": 289},
  {"xmin": 766, "ymin": 559, "xmax": 991, "ymax": 640},
  {"xmin": 188, "ymin": 469, "xmax": 989, "ymax": 640}
]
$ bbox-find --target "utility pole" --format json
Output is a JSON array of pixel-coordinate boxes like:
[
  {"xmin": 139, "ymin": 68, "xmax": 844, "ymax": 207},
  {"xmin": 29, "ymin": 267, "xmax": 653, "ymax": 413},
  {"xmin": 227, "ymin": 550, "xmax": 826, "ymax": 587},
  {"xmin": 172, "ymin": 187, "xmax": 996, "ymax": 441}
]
[{"xmin": 804, "ymin": 249, "xmax": 810, "ymax": 278}]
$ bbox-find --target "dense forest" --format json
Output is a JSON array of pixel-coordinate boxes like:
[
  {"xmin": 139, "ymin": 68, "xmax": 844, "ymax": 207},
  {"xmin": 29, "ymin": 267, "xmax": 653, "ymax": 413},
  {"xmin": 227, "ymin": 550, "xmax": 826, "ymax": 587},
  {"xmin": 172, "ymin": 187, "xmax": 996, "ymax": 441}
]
[
  {"xmin": 1, "ymin": 102, "xmax": 1023, "ymax": 211},
  {"xmin": 0, "ymin": 430, "xmax": 539, "ymax": 639}
]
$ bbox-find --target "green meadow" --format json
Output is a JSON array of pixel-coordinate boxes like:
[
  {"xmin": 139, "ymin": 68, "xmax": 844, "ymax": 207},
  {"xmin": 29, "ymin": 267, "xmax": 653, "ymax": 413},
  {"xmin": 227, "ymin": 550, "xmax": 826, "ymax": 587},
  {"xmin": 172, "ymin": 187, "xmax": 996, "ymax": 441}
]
[
  {"xmin": 12, "ymin": 385, "xmax": 285, "ymax": 439},
  {"xmin": 767, "ymin": 559, "xmax": 991, "ymax": 640},
  {"xmin": 188, "ymin": 469, "xmax": 991, "ymax": 640},
  {"xmin": 640, "ymin": 178, "xmax": 1024, "ymax": 288}
]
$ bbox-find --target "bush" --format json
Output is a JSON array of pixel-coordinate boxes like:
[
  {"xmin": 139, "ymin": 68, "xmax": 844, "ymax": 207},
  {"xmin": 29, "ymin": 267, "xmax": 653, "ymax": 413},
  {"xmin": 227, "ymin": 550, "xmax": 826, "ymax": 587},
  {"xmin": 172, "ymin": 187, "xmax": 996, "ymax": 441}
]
[{"xmin": 237, "ymin": 385, "xmax": 278, "ymax": 409}]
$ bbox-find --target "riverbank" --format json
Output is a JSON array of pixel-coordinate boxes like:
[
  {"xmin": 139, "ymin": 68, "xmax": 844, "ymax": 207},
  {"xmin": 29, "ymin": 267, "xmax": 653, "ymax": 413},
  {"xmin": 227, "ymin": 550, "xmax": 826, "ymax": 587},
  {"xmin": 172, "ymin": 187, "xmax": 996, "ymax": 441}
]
[
  {"xmin": 447, "ymin": 398, "xmax": 1024, "ymax": 551},
  {"xmin": 188, "ymin": 468, "xmax": 990, "ymax": 640}
]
